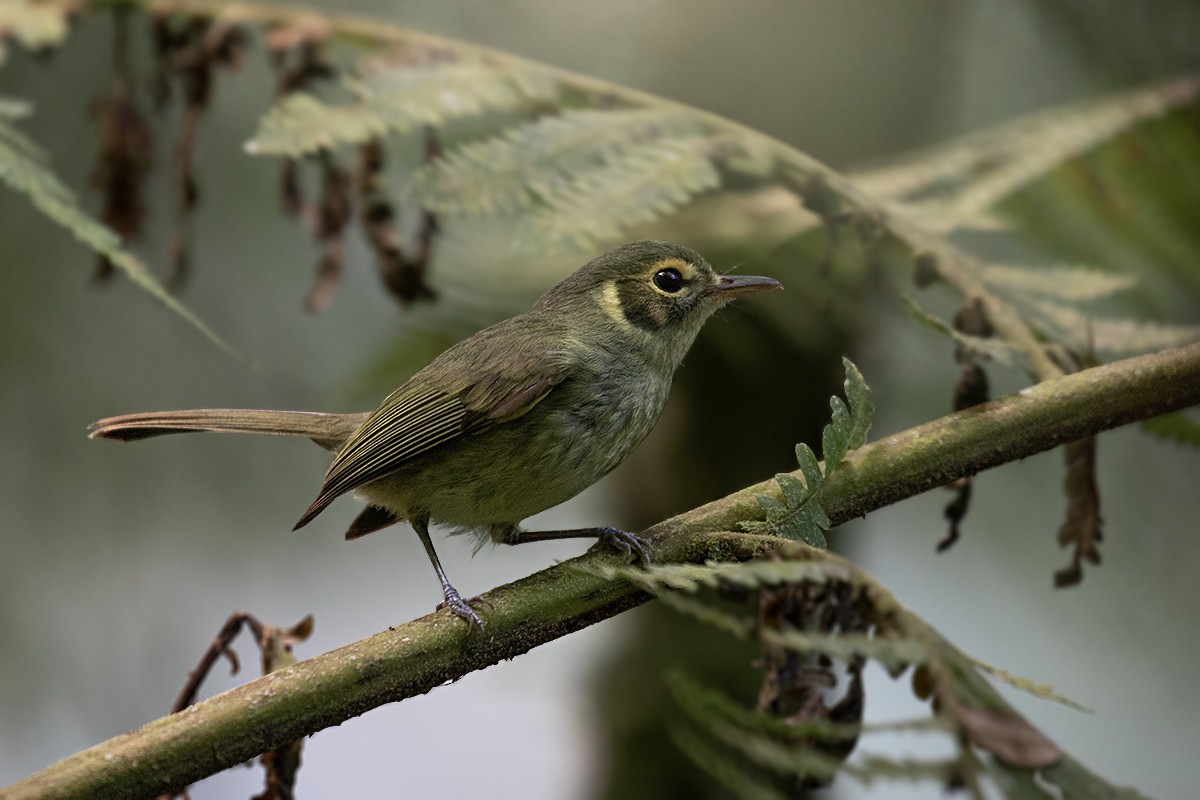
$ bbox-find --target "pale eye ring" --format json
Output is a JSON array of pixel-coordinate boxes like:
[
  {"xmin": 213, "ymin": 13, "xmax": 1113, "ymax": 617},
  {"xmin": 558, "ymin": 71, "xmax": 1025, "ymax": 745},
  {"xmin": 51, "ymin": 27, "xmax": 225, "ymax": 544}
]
[{"xmin": 653, "ymin": 268, "xmax": 684, "ymax": 293}]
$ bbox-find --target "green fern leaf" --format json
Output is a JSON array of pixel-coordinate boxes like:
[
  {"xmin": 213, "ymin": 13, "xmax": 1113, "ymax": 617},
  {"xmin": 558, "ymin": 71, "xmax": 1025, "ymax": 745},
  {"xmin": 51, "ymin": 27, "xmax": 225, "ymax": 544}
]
[
  {"xmin": 853, "ymin": 75, "xmax": 1200, "ymax": 228},
  {"xmin": 821, "ymin": 358, "xmax": 873, "ymax": 476},
  {"xmin": 1041, "ymin": 758, "xmax": 1154, "ymax": 800},
  {"xmin": 667, "ymin": 672, "xmax": 944, "ymax": 741},
  {"xmin": 764, "ymin": 626, "xmax": 926, "ymax": 673},
  {"xmin": 594, "ymin": 559, "xmax": 836, "ymax": 597},
  {"xmin": 739, "ymin": 362, "xmax": 872, "ymax": 546},
  {"xmin": 979, "ymin": 264, "xmax": 1138, "ymax": 302},
  {"xmin": 248, "ymin": 93, "xmax": 371, "ymax": 157},
  {"xmin": 670, "ymin": 726, "xmax": 792, "ymax": 800},
  {"xmin": 807, "ymin": 500, "xmax": 832, "ymax": 533},
  {"xmin": 743, "ymin": 481, "xmax": 826, "ymax": 547},
  {"xmin": 405, "ymin": 107, "xmax": 705, "ymax": 215},
  {"xmin": 794, "ymin": 443, "xmax": 823, "ymax": 489},
  {"xmin": 755, "ymin": 493, "xmax": 790, "ymax": 517},
  {"xmin": 1140, "ymin": 412, "xmax": 1200, "ymax": 449},
  {"xmin": 775, "ymin": 472, "xmax": 807, "ymax": 507},
  {"xmin": 841, "ymin": 357, "xmax": 874, "ymax": 451},
  {"xmin": 822, "ymin": 396, "xmax": 852, "ymax": 473},
  {"xmin": 248, "ymin": 62, "xmax": 558, "ymax": 157},
  {"xmin": 519, "ymin": 134, "xmax": 721, "ymax": 250},
  {"xmin": 1023, "ymin": 298, "xmax": 1200, "ymax": 355},
  {"xmin": 0, "ymin": 113, "xmax": 240, "ymax": 360},
  {"xmin": 746, "ymin": 482, "xmax": 827, "ymax": 548}
]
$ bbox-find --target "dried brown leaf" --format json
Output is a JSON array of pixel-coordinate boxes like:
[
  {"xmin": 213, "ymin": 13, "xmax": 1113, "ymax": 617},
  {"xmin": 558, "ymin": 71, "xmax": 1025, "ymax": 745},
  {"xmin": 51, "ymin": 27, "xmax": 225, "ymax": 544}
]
[
  {"xmin": 90, "ymin": 90, "xmax": 153, "ymax": 282},
  {"xmin": 1055, "ymin": 437, "xmax": 1103, "ymax": 588},
  {"xmin": 953, "ymin": 705, "xmax": 1061, "ymax": 768},
  {"xmin": 354, "ymin": 137, "xmax": 438, "ymax": 307}
]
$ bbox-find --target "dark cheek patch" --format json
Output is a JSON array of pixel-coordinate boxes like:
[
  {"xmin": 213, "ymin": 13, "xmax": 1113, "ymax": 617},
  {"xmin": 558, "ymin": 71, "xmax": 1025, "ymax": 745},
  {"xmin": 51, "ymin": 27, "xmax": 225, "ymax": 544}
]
[{"xmin": 617, "ymin": 280, "xmax": 668, "ymax": 331}]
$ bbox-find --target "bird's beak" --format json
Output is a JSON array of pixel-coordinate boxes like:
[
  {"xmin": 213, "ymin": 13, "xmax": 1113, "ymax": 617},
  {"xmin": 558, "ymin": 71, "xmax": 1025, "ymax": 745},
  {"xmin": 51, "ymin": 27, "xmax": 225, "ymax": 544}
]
[{"xmin": 711, "ymin": 274, "xmax": 783, "ymax": 297}]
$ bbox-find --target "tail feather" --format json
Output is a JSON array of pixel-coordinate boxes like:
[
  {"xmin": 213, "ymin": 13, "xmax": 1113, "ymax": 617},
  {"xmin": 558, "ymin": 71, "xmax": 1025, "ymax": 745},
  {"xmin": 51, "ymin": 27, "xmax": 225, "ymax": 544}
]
[{"xmin": 88, "ymin": 409, "xmax": 367, "ymax": 452}]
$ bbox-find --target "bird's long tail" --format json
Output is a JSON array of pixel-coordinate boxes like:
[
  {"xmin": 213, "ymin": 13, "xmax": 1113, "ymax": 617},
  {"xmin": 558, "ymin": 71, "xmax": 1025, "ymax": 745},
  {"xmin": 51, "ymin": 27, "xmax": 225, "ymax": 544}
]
[{"xmin": 87, "ymin": 409, "xmax": 368, "ymax": 452}]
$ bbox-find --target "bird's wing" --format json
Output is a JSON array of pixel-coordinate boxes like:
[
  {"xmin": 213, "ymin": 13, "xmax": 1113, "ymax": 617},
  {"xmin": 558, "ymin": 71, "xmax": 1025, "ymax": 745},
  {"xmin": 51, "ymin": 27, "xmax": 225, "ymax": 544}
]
[{"xmin": 293, "ymin": 349, "xmax": 574, "ymax": 529}]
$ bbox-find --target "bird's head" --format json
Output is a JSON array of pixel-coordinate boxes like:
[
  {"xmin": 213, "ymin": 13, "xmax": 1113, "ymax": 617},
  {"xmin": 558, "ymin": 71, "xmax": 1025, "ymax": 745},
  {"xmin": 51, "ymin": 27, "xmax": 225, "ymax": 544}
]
[{"xmin": 535, "ymin": 240, "xmax": 782, "ymax": 369}]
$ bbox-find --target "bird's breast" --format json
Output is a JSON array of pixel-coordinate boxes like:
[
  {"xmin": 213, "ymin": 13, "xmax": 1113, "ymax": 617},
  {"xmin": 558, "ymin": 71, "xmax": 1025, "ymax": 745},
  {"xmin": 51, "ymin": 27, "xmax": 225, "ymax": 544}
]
[{"xmin": 548, "ymin": 365, "xmax": 671, "ymax": 478}]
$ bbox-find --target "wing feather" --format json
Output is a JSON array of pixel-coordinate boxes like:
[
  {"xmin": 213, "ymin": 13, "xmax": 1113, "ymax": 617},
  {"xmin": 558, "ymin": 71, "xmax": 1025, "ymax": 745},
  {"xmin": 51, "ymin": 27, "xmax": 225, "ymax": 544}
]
[{"xmin": 293, "ymin": 351, "xmax": 572, "ymax": 529}]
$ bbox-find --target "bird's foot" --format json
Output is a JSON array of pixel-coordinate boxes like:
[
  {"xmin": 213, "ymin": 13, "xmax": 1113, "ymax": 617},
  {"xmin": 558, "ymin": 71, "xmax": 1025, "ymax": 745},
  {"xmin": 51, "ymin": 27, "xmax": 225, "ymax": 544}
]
[
  {"xmin": 436, "ymin": 587, "xmax": 486, "ymax": 632},
  {"xmin": 596, "ymin": 527, "xmax": 652, "ymax": 565}
]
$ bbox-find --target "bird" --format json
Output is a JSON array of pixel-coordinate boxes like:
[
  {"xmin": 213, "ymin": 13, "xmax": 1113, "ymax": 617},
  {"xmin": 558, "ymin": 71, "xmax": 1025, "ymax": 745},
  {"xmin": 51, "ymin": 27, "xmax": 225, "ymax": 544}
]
[{"xmin": 89, "ymin": 240, "xmax": 782, "ymax": 629}]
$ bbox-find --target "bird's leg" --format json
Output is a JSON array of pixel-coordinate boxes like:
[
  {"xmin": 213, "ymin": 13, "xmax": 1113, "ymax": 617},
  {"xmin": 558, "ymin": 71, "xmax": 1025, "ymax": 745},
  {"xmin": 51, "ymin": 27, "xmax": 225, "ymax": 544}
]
[
  {"xmin": 413, "ymin": 518, "xmax": 485, "ymax": 631},
  {"xmin": 491, "ymin": 524, "xmax": 652, "ymax": 564}
]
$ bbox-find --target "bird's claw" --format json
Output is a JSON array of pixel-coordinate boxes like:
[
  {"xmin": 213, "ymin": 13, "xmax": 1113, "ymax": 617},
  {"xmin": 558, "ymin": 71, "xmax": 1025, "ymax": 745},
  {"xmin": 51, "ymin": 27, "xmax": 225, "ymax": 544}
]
[
  {"xmin": 597, "ymin": 527, "xmax": 652, "ymax": 565},
  {"xmin": 437, "ymin": 588, "xmax": 486, "ymax": 632}
]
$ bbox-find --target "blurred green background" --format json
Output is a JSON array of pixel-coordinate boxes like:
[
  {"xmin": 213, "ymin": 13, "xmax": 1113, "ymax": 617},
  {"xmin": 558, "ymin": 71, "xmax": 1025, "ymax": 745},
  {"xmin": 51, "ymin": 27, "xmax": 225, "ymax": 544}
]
[{"xmin": 2, "ymin": 1, "xmax": 1198, "ymax": 797}]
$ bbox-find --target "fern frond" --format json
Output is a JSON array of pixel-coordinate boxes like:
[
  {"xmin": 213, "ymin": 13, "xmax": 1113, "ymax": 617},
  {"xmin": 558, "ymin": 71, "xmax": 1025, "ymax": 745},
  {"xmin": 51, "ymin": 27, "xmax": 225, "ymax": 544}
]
[
  {"xmin": 968, "ymin": 659, "xmax": 1093, "ymax": 713},
  {"xmin": 595, "ymin": 559, "xmax": 836, "ymax": 595},
  {"xmin": 519, "ymin": 134, "xmax": 722, "ymax": 250},
  {"xmin": 1040, "ymin": 758, "xmax": 1154, "ymax": 800},
  {"xmin": 744, "ymin": 471, "xmax": 830, "ymax": 548},
  {"xmin": 902, "ymin": 294, "xmax": 1026, "ymax": 368},
  {"xmin": 405, "ymin": 107, "xmax": 706, "ymax": 215},
  {"xmin": 852, "ymin": 74, "xmax": 1200, "ymax": 226},
  {"xmin": 979, "ymin": 264, "xmax": 1138, "ymax": 302},
  {"xmin": 667, "ymin": 672, "xmax": 947, "ymax": 741},
  {"xmin": 0, "ymin": 115, "xmax": 240, "ymax": 359},
  {"xmin": 646, "ymin": 590, "xmax": 925, "ymax": 671},
  {"xmin": 247, "ymin": 61, "xmax": 558, "ymax": 157},
  {"xmin": 944, "ymin": 75, "xmax": 1200, "ymax": 225},
  {"xmin": 823, "ymin": 357, "xmax": 874, "ymax": 475},
  {"xmin": 737, "ymin": 358, "xmax": 873, "ymax": 547},
  {"xmin": 1022, "ymin": 298, "xmax": 1200, "ymax": 355},
  {"xmin": 593, "ymin": 543, "xmax": 1131, "ymax": 791},
  {"xmin": 670, "ymin": 727, "xmax": 792, "ymax": 800}
]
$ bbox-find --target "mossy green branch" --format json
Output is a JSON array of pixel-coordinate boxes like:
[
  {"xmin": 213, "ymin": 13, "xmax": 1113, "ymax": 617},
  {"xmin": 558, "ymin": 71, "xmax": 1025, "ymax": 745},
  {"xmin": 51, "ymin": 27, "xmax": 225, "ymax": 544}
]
[{"xmin": 7, "ymin": 342, "xmax": 1199, "ymax": 800}]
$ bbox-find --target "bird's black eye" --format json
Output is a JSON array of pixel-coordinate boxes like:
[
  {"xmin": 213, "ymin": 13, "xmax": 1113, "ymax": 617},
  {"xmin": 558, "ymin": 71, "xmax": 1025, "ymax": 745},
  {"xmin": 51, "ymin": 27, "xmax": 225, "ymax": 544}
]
[{"xmin": 653, "ymin": 268, "xmax": 684, "ymax": 293}]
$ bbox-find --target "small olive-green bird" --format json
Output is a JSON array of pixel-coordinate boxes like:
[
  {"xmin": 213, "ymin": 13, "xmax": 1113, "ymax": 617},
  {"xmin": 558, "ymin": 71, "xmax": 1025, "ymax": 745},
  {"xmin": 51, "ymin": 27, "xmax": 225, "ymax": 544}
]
[{"xmin": 90, "ymin": 241, "xmax": 781, "ymax": 628}]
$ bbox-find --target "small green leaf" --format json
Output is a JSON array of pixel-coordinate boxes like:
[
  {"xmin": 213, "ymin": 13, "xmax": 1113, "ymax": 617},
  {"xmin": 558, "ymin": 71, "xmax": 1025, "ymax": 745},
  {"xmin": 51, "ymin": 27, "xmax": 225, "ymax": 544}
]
[
  {"xmin": 822, "ymin": 396, "xmax": 850, "ymax": 475},
  {"xmin": 775, "ymin": 472, "xmax": 807, "ymax": 507},
  {"xmin": 808, "ymin": 502, "xmax": 832, "ymax": 532},
  {"xmin": 754, "ymin": 494, "xmax": 788, "ymax": 517},
  {"xmin": 795, "ymin": 516, "xmax": 828, "ymax": 549},
  {"xmin": 842, "ymin": 357, "xmax": 874, "ymax": 450},
  {"xmin": 820, "ymin": 359, "xmax": 874, "ymax": 477},
  {"xmin": 795, "ymin": 443, "xmax": 823, "ymax": 489}
]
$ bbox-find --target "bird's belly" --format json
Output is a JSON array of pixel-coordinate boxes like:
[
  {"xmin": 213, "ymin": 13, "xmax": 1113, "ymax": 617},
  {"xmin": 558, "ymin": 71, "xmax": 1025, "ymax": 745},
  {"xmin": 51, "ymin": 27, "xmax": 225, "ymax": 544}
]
[{"xmin": 357, "ymin": 374, "xmax": 668, "ymax": 527}]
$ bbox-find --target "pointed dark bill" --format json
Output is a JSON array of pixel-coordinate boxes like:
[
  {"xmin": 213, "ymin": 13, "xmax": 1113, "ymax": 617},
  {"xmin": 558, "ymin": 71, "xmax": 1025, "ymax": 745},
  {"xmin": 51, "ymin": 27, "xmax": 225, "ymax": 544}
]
[{"xmin": 712, "ymin": 274, "xmax": 783, "ymax": 297}]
